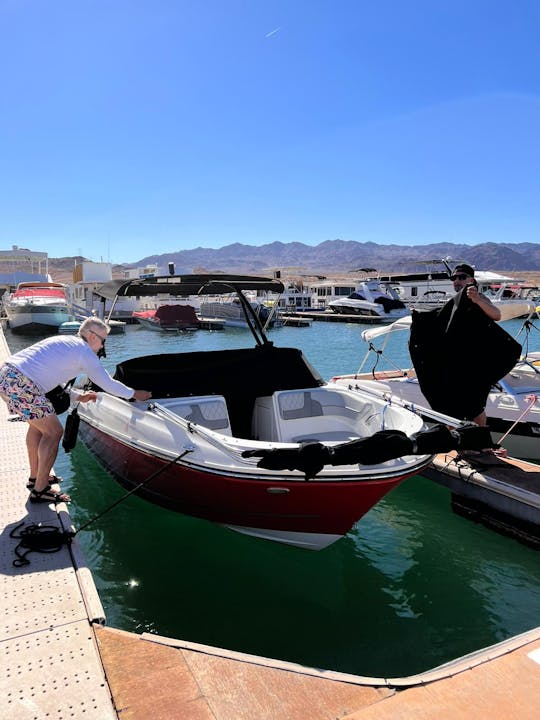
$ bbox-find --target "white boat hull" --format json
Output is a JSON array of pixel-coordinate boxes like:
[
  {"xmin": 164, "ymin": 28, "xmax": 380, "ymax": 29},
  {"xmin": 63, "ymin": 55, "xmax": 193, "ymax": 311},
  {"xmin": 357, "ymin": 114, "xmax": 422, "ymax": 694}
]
[{"xmin": 5, "ymin": 305, "xmax": 70, "ymax": 332}]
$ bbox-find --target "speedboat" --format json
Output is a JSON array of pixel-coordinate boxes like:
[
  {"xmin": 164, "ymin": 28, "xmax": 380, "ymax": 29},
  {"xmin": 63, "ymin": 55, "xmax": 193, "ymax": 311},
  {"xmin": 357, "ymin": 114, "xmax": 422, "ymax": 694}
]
[
  {"xmin": 327, "ymin": 279, "xmax": 408, "ymax": 323},
  {"xmin": 330, "ymin": 312, "xmax": 540, "ymax": 460},
  {"xmin": 75, "ymin": 274, "xmax": 490, "ymax": 550},
  {"xmin": 133, "ymin": 304, "xmax": 200, "ymax": 332},
  {"xmin": 3, "ymin": 281, "xmax": 70, "ymax": 333}
]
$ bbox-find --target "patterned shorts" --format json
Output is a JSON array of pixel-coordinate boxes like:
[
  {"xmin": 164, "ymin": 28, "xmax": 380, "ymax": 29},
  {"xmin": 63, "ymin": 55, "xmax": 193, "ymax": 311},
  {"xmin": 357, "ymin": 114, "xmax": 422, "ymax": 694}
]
[{"xmin": 0, "ymin": 363, "xmax": 55, "ymax": 421}]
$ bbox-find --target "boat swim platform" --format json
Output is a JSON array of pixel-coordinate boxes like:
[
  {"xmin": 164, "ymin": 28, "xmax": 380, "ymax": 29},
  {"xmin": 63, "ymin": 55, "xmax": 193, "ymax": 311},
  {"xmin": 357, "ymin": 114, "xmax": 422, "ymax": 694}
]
[
  {"xmin": 1, "ymin": 324, "xmax": 540, "ymax": 719},
  {"xmin": 422, "ymin": 451, "xmax": 540, "ymax": 548}
]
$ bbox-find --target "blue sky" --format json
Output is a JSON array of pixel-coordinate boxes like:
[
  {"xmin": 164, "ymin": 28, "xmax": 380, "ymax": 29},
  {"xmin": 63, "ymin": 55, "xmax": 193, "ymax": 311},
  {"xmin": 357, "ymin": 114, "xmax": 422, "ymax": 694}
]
[{"xmin": 1, "ymin": 1, "xmax": 539, "ymax": 264}]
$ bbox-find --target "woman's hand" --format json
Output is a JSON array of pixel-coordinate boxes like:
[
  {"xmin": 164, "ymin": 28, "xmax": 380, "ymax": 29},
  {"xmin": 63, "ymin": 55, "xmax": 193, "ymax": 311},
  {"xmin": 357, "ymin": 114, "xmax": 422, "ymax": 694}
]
[
  {"xmin": 78, "ymin": 391, "xmax": 98, "ymax": 403},
  {"xmin": 133, "ymin": 389, "xmax": 152, "ymax": 401}
]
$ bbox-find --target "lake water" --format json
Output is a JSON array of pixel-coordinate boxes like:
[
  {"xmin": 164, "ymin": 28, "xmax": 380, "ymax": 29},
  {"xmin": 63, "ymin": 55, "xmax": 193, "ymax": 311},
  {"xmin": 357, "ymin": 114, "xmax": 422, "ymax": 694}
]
[{"xmin": 4, "ymin": 317, "xmax": 540, "ymax": 678}]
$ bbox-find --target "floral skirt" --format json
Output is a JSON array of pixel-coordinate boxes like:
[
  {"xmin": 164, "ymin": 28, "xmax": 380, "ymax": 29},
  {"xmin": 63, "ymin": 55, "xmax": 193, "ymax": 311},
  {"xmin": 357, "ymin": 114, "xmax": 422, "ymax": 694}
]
[{"xmin": 0, "ymin": 363, "xmax": 54, "ymax": 421}]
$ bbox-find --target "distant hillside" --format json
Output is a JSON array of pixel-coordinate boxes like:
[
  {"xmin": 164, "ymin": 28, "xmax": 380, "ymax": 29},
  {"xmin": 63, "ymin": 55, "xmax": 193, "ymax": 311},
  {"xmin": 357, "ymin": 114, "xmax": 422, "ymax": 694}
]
[
  {"xmin": 129, "ymin": 240, "xmax": 540, "ymax": 275},
  {"xmin": 46, "ymin": 240, "xmax": 540, "ymax": 281}
]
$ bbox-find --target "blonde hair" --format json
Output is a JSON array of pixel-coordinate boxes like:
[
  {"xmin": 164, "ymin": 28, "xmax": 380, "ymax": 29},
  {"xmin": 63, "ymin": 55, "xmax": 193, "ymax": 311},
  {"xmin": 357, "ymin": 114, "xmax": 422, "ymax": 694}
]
[{"xmin": 78, "ymin": 317, "xmax": 110, "ymax": 340}]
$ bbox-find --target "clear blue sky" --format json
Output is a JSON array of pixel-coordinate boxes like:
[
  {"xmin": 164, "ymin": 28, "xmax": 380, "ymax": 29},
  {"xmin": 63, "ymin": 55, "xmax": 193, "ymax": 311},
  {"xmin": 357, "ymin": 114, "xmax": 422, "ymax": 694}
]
[{"xmin": 1, "ymin": 1, "xmax": 539, "ymax": 264}]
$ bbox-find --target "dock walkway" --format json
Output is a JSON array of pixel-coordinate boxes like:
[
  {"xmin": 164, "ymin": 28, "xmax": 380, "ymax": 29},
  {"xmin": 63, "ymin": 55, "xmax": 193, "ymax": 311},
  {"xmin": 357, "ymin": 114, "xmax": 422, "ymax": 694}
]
[
  {"xmin": 1, "ymin": 325, "xmax": 539, "ymax": 719},
  {"xmin": 0, "ymin": 329, "xmax": 117, "ymax": 719}
]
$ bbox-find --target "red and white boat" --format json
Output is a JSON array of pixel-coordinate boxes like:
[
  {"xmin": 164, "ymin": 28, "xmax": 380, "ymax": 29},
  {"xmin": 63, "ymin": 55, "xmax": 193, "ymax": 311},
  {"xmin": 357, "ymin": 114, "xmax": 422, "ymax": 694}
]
[
  {"xmin": 3, "ymin": 281, "xmax": 70, "ymax": 333},
  {"xmin": 76, "ymin": 274, "xmax": 490, "ymax": 550}
]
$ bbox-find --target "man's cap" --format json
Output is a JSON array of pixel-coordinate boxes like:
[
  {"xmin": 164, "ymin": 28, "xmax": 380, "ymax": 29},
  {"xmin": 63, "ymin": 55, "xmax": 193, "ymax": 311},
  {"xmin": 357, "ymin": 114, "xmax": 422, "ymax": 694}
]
[{"xmin": 453, "ymin": 263, "xmax": 475, "ymax": 277}]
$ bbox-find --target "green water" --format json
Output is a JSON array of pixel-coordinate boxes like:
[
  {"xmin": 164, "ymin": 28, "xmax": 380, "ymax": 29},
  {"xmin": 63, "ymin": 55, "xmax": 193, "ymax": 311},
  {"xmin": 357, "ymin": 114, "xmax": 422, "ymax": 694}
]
[{"xmin": 6, "ymin": 320, "xmax": 540, "ymax": 677}]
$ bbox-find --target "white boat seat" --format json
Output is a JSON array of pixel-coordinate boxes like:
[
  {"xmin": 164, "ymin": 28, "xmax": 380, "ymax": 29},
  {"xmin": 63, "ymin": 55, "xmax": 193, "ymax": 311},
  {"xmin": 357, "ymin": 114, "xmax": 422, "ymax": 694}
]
[
  {"xmin": 157, "ymin": 396, "xmax": 232, "ymax": 435},
  {"xmin": 277, "ymin": 389, "xmax": 357, "ymax": 420},
  {"xmin": 252, "ymin": 388, "xmax": 373, "ymax": 443}
]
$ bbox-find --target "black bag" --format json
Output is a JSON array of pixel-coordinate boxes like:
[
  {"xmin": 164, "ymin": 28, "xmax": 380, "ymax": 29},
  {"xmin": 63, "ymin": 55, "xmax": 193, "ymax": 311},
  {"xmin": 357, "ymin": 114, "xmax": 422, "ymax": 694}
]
[
  {"xmin": 45, "ymin": 385, "xmax": 71, "ymax": 415},
  {"xmin": 62, "ymin": 407, "xmax": 80, "ymax": 453}
]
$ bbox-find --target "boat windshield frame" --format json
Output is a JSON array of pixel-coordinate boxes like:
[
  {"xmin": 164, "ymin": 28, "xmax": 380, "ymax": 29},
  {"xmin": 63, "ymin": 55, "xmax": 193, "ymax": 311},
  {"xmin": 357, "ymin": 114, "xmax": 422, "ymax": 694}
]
[{"xmin": 95, "ymin": 274, "xmax": 285, "ymax": 346}]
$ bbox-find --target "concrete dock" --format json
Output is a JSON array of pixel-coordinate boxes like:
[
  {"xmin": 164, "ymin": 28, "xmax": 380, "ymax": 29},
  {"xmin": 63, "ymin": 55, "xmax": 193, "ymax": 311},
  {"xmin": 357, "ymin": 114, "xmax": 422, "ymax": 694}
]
[{"xmin": 1, "ymin": 325, "xmax": 539, "ymax": 719}]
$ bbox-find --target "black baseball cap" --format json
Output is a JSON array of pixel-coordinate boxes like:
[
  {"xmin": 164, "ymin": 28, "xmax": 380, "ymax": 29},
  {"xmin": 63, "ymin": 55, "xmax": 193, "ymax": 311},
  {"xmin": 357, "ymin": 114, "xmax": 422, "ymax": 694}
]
[{"xmin": 453, "ymin": 263, "xmax": 475, "ymax": 278}]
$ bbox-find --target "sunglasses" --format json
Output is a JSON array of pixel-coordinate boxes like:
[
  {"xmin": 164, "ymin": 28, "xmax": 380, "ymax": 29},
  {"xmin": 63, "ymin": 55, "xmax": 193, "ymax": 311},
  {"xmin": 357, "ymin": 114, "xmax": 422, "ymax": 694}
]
[
  {"xmin": 89, "ymin": 329, "xmax": 107, "ymax": 345},
  {"xmin": 451, "ymin": 273, "xmax": 470, "ymax": 281}
]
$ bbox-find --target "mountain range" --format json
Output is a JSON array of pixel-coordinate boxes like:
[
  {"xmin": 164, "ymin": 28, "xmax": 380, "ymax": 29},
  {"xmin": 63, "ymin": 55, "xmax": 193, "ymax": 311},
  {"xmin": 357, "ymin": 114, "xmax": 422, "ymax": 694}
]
[
  {"xmin": 48, "ymin": 240, "xmax": 540, "ymax": 281},
  {"xmin": 129, "ymin": 240, "xmax": 540, "ymax": 274}
]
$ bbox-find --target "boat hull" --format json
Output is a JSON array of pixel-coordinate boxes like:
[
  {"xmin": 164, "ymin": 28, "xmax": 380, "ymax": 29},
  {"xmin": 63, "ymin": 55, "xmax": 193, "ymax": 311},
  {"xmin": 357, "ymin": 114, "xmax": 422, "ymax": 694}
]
[
  {"xmin": 78, "ymin": 419, "xmax": 422, "ymax": 549},
  {"xmin": 5, "ymin": 305, "xmax": 71, "ymax": 333}
]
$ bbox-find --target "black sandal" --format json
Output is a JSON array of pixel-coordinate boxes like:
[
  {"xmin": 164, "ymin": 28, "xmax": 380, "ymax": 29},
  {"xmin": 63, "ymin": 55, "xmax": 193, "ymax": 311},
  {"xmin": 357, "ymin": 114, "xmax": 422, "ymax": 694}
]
[
  {"xmin": 29, "ymin": 484, "xmax": 71, "ymax": 504},
  {"xmin": 26, "ymin": 475, "xmax": 63, "ymax": 490}
]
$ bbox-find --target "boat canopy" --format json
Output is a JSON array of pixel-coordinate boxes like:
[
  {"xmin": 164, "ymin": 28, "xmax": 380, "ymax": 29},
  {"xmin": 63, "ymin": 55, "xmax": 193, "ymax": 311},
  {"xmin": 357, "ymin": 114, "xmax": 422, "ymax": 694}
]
[
  {"xmin": 361, "ymin": 315, "xmax": 412, "ymax": 342},
  {"xmin": 94, "ymin": 274, "xmax": 285, "ymax": 300}
]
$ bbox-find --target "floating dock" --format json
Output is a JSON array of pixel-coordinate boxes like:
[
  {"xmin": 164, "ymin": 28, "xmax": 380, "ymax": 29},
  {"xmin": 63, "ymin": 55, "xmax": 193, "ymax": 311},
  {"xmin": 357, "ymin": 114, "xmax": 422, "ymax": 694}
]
[
  {"xmin": 279, "ymin": 310, "xmax": 396, "ymax": 324},
  {"xmin": 423, "ymin": 451, "xmax": 540, "ymax": 547},
  {"xmin": 1, "ymin": 325, "xmax": 539, "ymax": 719}
]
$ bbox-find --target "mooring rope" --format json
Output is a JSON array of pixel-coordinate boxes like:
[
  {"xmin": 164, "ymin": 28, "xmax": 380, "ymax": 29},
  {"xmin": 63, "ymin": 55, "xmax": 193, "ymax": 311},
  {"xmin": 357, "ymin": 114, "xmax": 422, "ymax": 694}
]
[{"xmin": 11, "ymin": 449, "xmax": 192, "ymax": 566}]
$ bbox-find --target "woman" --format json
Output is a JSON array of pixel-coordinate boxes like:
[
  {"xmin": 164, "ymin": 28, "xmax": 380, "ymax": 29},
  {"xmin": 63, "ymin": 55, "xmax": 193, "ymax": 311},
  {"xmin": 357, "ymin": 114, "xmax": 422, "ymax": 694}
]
[{"xmin": 0, "ymin": 317, "xmax": 151, "ymax": 503}]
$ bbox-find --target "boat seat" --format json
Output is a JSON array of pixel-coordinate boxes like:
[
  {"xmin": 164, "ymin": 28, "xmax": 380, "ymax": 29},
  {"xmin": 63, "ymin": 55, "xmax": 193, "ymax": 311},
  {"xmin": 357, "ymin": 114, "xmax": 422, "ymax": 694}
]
[
  {"xmin": 277, "ymin": 389, "xmax": 357, "ymax": 421},
  {"xmin": 157, "ymin": 396, "xmax": 232, "ymax": 435},
  {"xmin": 279, "ymin": 391, "xmax": 324, "ymax": 419},
  {"xmin": 252, "ymin": 388, "xmax": 371, "ymax": 443}
]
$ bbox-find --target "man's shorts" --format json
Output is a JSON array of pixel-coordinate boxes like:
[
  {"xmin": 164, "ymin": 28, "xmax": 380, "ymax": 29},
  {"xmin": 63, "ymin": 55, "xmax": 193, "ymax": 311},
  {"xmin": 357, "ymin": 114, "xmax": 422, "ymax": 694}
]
[{"xmin": 0, "ymin": 364, "xmax": 55, "ymax": 421}]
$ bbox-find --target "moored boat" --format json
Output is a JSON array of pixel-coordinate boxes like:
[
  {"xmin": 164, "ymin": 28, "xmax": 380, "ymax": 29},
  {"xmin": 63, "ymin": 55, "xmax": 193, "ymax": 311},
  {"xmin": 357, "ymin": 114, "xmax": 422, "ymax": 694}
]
[
  {"xmin": 199, "ymin": 297, "xmax": 277, "ymax": 328},
  {"xmin": 58, "ymin": 318, "xmax": 127, "ymax": 334},
  {"xmin": 3, "ymin": 281, "xmax": 70, "ymax": 333},
  {"xmin": 76, "ymin": 274, "xmax": 490, "ymax": 550},
  {"xmin": 133, "ymin": 304, "xmax": 200, "ymax": 331},
  {"xmin": 327, "ymin": 279, "xmax": 408, "ymax": 322},
  {"xmin": 330, "ymin": 312, "xmax": 540, "ymax": 460}
]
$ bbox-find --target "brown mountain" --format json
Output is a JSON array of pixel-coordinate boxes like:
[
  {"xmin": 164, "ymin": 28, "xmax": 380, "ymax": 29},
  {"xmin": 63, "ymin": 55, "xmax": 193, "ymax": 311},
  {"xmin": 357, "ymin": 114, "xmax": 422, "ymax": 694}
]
[{"xmin": 46, "ymin": 240, "xmax": 540, "ymax": 282}]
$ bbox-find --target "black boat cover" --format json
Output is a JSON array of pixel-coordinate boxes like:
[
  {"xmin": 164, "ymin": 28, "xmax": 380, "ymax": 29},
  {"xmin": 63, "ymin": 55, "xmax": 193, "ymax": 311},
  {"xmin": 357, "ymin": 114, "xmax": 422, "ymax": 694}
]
[
  {"xmin": 242, "ymin": 423, "xmax": 494, "ymax": 480},
  {"xmin": 408, "ymin": 288, "xmax": 521, "ymax": 420}
]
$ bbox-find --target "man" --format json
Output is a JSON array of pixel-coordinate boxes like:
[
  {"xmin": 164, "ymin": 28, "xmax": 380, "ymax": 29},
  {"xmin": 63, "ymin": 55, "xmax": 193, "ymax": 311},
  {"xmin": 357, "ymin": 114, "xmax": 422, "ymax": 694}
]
[
  {"xmin": 0, "ymin": 317, "xmax": 151, "ymax": 504},
  {"xmin": 409, "ymin": 263, "xmax": 521, "ymax": 430},
  {"xmin": 451, "ymin": 263, "xmax": 501, "ymax": 324},
  {"xmin": 449, "ymin": 264, "xmax": 502, "ymax": 425}
]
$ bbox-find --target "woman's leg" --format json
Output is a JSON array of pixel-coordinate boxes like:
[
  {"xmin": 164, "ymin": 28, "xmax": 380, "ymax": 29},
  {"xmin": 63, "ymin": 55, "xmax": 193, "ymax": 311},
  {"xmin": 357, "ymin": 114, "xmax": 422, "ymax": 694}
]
[{"xmin": 27, "ymin": 416, "xmax": 64, "ymax": 493}]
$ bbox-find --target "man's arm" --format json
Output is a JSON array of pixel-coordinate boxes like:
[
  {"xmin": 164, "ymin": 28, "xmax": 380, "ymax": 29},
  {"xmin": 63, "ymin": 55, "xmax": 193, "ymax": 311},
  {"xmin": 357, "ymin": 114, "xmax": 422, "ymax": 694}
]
[{"xmin": 466, "ymin": 286, "xmax": 502, "ymax": 321}]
